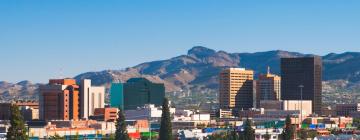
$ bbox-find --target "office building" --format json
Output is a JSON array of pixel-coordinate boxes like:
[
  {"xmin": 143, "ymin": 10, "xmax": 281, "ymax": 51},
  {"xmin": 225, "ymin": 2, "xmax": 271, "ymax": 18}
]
[
  {"xmin": 335, "ymin": 103, "xmax": 360, "ymax": 116},
  {"xmin": 80, "ymin": 79, "xmax": 105, "ymax": 119},
  {"xmin": 219, "ymin": 68, "xmax": 254, "ymax": 110},
  {"xmin": 281, "ymin": 57, "xmax": 322, "ymax": 114},
  {"xmin": 256, "ymin": 67, "xmax": 281, "ymax": 107},
  {"xmin": 110, "ymin": 78, "xmax": 165, "ymax": 110},
  {"xmin": 110, "ymin": 83, "xmax": 124, "ymax": 109},
  {"xmin": 39, "ymin": 79, "xmax": 80, "ymax": 121}
]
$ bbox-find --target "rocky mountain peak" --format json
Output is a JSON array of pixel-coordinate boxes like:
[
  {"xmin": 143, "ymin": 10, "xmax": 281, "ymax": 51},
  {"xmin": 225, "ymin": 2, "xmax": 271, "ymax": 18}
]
[
  {"xmin": 16, "ymin": 80, "xmax": 32, "ymax": 86},
  {"xmin": 187, "ymin": 46, "xmax": 216, "ymax": 58}
]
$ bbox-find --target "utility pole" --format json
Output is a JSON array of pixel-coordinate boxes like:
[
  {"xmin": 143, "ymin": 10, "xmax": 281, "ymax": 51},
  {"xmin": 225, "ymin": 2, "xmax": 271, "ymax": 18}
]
[{"xmin": 148, "ymin": 105, "xmax": 152, "ymax": 140}]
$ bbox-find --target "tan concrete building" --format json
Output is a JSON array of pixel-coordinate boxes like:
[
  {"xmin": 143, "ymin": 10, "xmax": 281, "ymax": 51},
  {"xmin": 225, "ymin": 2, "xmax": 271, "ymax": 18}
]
[
  {"xmin": 283, "ymin": 100, "xmax": 312, "ymax": 118},
  {"xmin": 219, "ymin": 68, "xmax": 254, "ymax": 110},
  {"xmin": 256, "ymin": 67, "xmax": 281, "ymax": 108}
]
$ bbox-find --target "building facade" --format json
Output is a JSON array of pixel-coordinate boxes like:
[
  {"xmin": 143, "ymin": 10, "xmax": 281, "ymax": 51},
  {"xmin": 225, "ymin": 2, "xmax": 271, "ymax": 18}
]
[
  {"xmin": 256, "ymin": 67, "xmax": 281, "ymax": 108},
  {"xmin": 110, "ymin": 78, "xmax": 165, "ymax": 110},
  {"xmin": 283, "ymin": 100, "xmax": 313, "ymax": 117},
  {"xmin": 80, "ymin": 79, "xmax": 105, "ymax": 119},
  {"xmin": 219, "ymin": 68, "xmax": 254, "ymax": 110},
  {"xmin": 280, "ymin": 57, "xmax": 322, "ymax": 114},
  {"xmin": 110, "ymin": 83, "xmax": 124, "ymax": 109},
  {"xmin": 0, "ymin": 101, "xmax": 39, "ymax": 121},
  {"xmin": 335, "ymin": 103, "xmax": 360, "ymax": 117},
  {"xmin": 39, "ymin": 79, "xmax": 80, "ymax": 121},
  {"xmin": 91, "ymin": 108, "xmax": 118, "ymax": 122}
]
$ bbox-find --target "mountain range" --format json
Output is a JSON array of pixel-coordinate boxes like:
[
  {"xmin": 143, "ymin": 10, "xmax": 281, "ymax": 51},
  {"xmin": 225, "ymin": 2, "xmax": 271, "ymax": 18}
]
[{"xmin": 2, "ymin": 46, "xmax": 360, "ymax": 101}]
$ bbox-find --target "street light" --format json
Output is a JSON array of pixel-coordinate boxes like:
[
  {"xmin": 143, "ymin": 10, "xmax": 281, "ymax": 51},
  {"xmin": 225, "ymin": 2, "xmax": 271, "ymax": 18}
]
[{"xmin": 298, "ymin": 85, "xmax": 304, "ymax": 128}]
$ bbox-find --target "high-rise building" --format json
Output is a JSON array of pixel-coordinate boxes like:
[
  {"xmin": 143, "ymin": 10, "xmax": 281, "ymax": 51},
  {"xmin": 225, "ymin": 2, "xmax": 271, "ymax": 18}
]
[
  {"xmin": 219, "ymin": 68, "xmax": 254, "ymax": 110},
  {"xmin": 255, "ymin": 67, "xmax": 281, "ymax": 108},
  {"xmin": 110, "ymin": 83, "xmax": 124, "ymax": 109},
  {"xmin": 80, "ymin": 79, "xmax": 105, "ymax": 119},
  {"xmin": 110, "ymin": 78, "xmax": 165, "ymax": 110},
  {"xmin": 281, "ymin": 57, "xmax": 322, "ymax": 114},
  {"xmin": 39, "ymin": 79, "xmax": 79, "ymax": 120}
]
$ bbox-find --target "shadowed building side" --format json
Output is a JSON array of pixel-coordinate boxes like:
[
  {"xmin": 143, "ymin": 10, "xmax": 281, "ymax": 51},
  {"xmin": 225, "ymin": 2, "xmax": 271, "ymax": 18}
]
[
  {"xmin": 219, "ymin": 68, "xmax": 254, "ymax": 110},
  {"xmin": 280, "ymin": 57, "xmax": 322, "ymax": 115}
]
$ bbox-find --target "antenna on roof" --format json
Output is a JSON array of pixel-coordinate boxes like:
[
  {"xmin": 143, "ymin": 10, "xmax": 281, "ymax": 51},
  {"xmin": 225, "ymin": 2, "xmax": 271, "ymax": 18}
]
[
  {"xmin": 267, "ymin": 66, "xmax": 270, "ymax": 74},
  {"xmin": 59, "ymin": 67, "xmax": 64, "ymax": 79}
]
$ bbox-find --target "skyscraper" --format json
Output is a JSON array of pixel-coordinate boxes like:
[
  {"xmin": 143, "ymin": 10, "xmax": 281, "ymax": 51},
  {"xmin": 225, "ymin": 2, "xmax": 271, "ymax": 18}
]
[
  {"xmin": 219, "ymin": 68, "xmax": 254, "ymax": 110},
  {"xmin": 80, "ymin": 79, "xmax": 105, "ymax": 119},
  {"xmin": 110, "ymin": 78, "xmax": 165, "ymax": 110},
  {"xmin": 281, "ymin": 56, "xmax": 322, "ymax": 114},
  {"xmin": 39, "ymin": 79, "xmax": 79, "ymax": 120},
  {"xmin": 256, "ymin": 67, "xmax": 281, "ymax": 108}
]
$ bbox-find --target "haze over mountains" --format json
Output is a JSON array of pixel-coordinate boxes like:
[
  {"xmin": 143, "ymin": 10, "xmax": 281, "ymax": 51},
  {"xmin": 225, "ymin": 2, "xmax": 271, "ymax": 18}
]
[{"xmin": 2, "ymin": 46, "xmax": 360, "ymax": 101}]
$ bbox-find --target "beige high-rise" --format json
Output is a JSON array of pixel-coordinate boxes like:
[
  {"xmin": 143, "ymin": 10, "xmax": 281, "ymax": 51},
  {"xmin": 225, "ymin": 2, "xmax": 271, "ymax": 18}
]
[
  {"xmin": 256, "ymin": 67, "xmax": 281, "ymax": 107},
  {"xmin": 219, "ymin": 68, "xmax": 254, "ymax": 110}
]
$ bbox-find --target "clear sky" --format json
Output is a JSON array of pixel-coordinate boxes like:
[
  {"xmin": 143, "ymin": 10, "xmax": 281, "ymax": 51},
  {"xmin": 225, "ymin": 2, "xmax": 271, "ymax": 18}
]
[{"xmin": 0, "ymin": 0, "xmax": 359, "ymax": 83}]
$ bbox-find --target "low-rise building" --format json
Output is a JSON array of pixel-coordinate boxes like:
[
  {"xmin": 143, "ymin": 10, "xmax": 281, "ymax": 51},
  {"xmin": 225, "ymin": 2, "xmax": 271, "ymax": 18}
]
[
  {"xmin": 0, "ymin": 101, "xmax": 39, "ymax": 121},
  {"xmin": 336, "ymin": 103, "xmax": 360, "ymax": 117},
  {"xmin": 125, "ymin": 104, "xmax": 175, "ymax": 120},
  {"xmin": 90, "ymin": 108, "xmax": 118, "ymax": 122},
  {"xmin": 255, "ymin": 128, "xmax": 282, "ymax": 140}
]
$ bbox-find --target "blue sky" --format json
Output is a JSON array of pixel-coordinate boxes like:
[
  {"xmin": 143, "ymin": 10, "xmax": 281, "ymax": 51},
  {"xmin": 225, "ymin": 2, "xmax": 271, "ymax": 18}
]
[{"xmin": 0, "ymin": 0, "xmax": 359, "ymax": 83}]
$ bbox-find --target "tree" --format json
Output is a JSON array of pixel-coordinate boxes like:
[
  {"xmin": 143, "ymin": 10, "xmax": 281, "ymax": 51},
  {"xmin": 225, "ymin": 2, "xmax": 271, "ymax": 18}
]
[
  {"xmin": 230, "ymin": 130, "xmax": 240, "ymax": 140},
  {"xmin": 298, "ymin": 129, "xmax": 317, "ymax": 140},
  {"xmin": 49, "ymin": 134, "xmax": 65, "ymax": 140},
  {"xmin": 264, "ymin": 129, "xmax": 271, "ymax": 140},
  {"xmin": 353, "ymin": 118, "xmax": 360, "ymax": 130},
  {"xmin": 70, "ymin": 132, "xmax": 80, "ymax": 140},
  {"xmin": 115, "ymin": 108, "xmax": 130, "ymax": 140},
  {"xmin": 281, "ymin": 115, "xmax": 295, "ymax": 140},
  {"xmin": 159, "ymin": 98, "xmax": 173, "ymax": 140},
  {"xmin": 242, "ymin": 118, "xmax": 255, "ymax": 140},
  {"xmin": 6, "ymin": 104, "xmax": 28, "ymax": 140}
]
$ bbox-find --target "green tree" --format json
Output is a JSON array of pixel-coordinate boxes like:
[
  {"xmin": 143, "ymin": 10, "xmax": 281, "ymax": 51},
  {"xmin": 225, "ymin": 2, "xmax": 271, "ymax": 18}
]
[
  {"xmin": 115, "ymin": 108, "xmax": 130, "ymax": 140},
  {"xmin": 353, "ymin": 118, "xmax": 360, "ymax": 130},
  {"xmin": 70, "ymin": 132, "xmax": 80, "ymax": 140},
  {"xmin": 231, "ymin": 130, "xmax": 240, "ymax": 140},
  {"xmin": 298, "ymin": 129, "xmax": 307, "ymax": 140},
  {"xmin": 159, "ymin": 98, "xmax": 173, "ymax": 140},
  {"xmin": 242, "ymin": 118, "xmax": 255, "ymax": 140},
  {"xmin": 6, "ymin": 104, "xmax": 28, "ymax": 140},
  {"xmin": 281, "ymin": 115, "xmax": 295, "ymax": 140},
  {"xmin": 298, "ymin": 129, "xmax": 317, "ymax": 140},
  {"xmin": 264, "ymin": 130, "xmax": 271, "ymax": 140},
  {"xmin": 49, "ymin": 134, "xmax": 65, "ymax": 140}
]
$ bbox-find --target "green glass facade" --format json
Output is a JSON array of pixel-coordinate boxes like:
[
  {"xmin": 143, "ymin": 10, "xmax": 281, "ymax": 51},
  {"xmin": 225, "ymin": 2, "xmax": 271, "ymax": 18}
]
[
  {"xmin": 110, "ymin": 78, "xmax": 165, "ymax": 110},
  {"xmin": 110, "ymin": 83, "xmax": 124, "ymax": 109}
]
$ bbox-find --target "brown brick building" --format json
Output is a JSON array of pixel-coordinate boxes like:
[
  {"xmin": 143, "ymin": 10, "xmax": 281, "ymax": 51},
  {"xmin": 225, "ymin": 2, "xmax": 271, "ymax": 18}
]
[
  {"xmin": 91, "ymin": 108, "xmax": 118, "ymax": 122},
  {"xmin": 39, "ymin": 79, "xmax": 80, "ymax": 121}
]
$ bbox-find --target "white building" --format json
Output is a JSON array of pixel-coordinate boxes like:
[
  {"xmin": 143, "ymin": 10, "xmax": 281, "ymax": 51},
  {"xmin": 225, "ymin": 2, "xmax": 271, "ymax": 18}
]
[
  {"xmin": 125, "ymin": 104, "xmax": 176, "ymax": 120},
  {"xmin": 80, "ymin": 79, "xmax": 105, "ymax": 119},
  {"xmin": 255, "ymin": 128, "xmax": 282, "ymax": 140}
]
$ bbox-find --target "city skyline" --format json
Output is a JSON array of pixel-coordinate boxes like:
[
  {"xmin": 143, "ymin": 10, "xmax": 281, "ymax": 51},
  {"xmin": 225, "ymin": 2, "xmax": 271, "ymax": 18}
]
[{"xmin": 1, "ymin": 0, "xmax": 360, "ymax": 82}]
